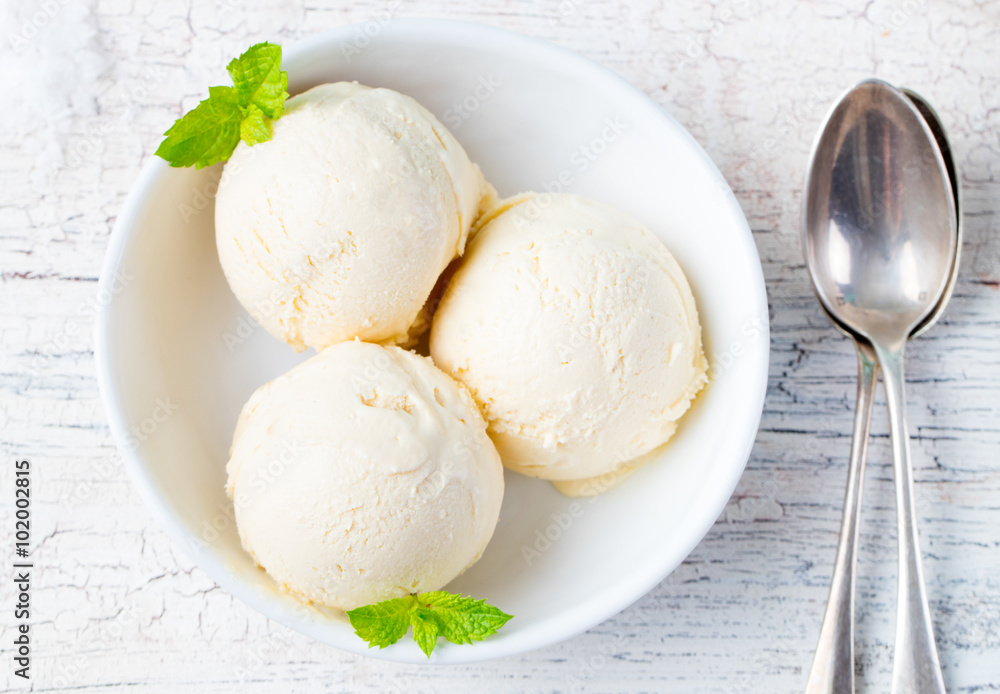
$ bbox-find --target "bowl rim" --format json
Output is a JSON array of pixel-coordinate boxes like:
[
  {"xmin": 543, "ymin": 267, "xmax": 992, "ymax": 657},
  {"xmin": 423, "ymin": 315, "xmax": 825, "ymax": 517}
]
[{"xmin": 95, "ymin": 17, "xmax": 770, "ymax": 664}]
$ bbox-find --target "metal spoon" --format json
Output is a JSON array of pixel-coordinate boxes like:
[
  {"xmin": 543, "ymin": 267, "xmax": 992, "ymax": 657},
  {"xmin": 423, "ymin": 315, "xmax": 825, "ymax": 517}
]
[
  {"xmin": 803, "ymin": 88, "xmax": 960, "ymax": 694},
  {"xmin": 902, "ymin": 89, "xmax": 962, "ymax": 320},
  {"xmin": 802, "ymin": 328, "xmax": 876, "ymax": 694},
  {"xmin": 802, "ymin": 79, "xmax": 957, "ymax": 694},
  {"xmin": 803, "ymin": 86, "xmax": 961, "ymax": 694}
]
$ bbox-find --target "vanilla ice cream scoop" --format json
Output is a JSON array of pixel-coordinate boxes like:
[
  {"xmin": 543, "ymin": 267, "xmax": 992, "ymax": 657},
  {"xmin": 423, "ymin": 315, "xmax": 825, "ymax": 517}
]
[
  {"xmin": 430, "ymin": 193, "xmax": 708, "ymax": 486},
  {"xmin": 215, "ymin": 82, "xmax": 494, "ymax": 351},
  {"xmin": 225, "ymin": 340, "xmax": 504, "ymax": 610}
]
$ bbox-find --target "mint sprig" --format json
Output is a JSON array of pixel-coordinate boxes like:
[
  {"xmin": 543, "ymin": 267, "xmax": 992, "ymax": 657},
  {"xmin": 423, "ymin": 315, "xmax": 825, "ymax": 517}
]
[
  {"xmin": 347, "ymin": 591, "xmax": 513, "ymax": 657},
  {"xmin": 226, "ymin": 42, "xmax": 288, "ymax": 119},
  {"xmin": 155, "ymin": 42, "xmax": 288, "ymax": 169}
]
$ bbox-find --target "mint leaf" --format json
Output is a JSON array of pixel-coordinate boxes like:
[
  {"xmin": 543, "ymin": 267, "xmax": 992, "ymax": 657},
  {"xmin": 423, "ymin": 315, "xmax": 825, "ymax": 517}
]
[
  {"xmin": 410, "ymin": 608, "xmax": 441, "ymax": 658},
  {"xmin": 227, "ymin": 42, "xmax": 288, "ymax": 119},
  {"xmin": 155, "ymin": 42, "xmax": 289, "ymax": 168},
  {"xmin": 155, "ymin": 86, "xmax": 241, "ymax": 169},
  {"xmin": 239, "ymin": 104, "xmax": 271, "ymax": 146},
  {"xmin": 346, "ymin": 594, "xmax": 415, "ymax": 649},
  {"xmin": 420, "ymin": 591, "xmax": 514, "ymax": 645},
  {"xmin": 347, "ymin": 591, "xmax": 513, "ymax": 657}
]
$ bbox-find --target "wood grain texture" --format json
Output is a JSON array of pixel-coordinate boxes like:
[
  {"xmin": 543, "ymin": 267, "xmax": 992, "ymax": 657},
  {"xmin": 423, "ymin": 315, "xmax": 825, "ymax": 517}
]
[{"xmin": 1, "ymin": 0, "xmax": 998, "ymax": 692}]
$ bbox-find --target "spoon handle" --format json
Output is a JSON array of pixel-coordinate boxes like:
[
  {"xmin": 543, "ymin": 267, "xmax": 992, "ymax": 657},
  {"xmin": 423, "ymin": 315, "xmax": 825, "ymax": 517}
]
[
  {"xmin": 873, "ymin": 342, "xmax": 947, "ymax": 694},
  {"xmin": 804, "ymin": 342, "xmax": 877, "ymax": 694}
]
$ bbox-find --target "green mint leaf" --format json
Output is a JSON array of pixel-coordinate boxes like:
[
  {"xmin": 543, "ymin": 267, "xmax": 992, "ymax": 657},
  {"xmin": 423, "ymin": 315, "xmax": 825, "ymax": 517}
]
[
  {"xmin": 419, "ymin": 591, "xmax": 514, "ymax": 645},
  {"xmin": 227, "ymin": 41, "xmax": 289, "ymax": 119},
  {"xmin": 410, "ymin": 608, "xmax": 441, "ymax": 658},
  {"xmin": 154, "ymin": 85, "xmax": 241, "ymax": 169},
  {"xmin": 346, "ymin": 591, "xmax": 513, "ymax": 658},
  {"xmin": 239, "ymin": 104, "xmax": 271, "ymax": 146},
  {"xmin": 346, "ymin": 595, "xmax": 415, "ymax": 650},
  {"xmin": 155, "ymin": 42, "xmax": 290, "ymax": 168}
]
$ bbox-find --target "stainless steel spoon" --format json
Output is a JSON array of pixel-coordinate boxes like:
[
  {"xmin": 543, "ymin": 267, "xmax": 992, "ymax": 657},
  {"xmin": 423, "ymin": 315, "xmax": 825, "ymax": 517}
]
[
  {"xmin": 902, "ymin": 89, "xmax": 962, "ymax": 319},
  {"xmin": 802, "ymin": 324, "xmax": 877, "ymax": 694},
  {"xmin": 803, "ymin": 87, "xmax": 961, "ymax": 694},
  {"xmin": 803, "ymin": 79, "xmax": 958, "ymax": 694}
]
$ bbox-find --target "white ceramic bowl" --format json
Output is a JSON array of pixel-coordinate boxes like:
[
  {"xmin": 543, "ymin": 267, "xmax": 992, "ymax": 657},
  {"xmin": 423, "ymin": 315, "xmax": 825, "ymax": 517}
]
[{"xmin": 96, "ymin": 19, "xmax": 769, "ymax": 664}]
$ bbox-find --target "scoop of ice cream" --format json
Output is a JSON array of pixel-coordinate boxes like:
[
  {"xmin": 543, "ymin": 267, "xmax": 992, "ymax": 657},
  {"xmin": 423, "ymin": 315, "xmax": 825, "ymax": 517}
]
[
  {"xmin": 215, "ymin": 82, "xmax": 494, "ymax": 351},
  {"xmin": 225, "ymin": 340, "xmax": 504, "ymax": 610},
  {"xmin": 429, "ymin": 193, "xmax": 708, "ymax": 483}
]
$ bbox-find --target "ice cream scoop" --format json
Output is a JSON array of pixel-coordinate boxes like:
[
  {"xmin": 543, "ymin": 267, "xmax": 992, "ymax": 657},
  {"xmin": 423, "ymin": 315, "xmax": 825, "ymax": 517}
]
[
  {"xmin": 215, "ymin": 82, "xmax": 494, "ymax": 351},
  {"xmin": 430, "ymin": 193, "xmax": 707, "ymax": 488},
  {"xmin": 225, "ymin": 340, "xmax": 504, "ymax": 610}
]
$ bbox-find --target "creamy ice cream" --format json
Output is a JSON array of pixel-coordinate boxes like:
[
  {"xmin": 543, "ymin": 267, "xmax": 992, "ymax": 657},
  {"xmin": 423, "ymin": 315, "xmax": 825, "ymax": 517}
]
[
  {"xmin": 430, "ymin": 193, "xmax": 708, "ymax": 486},
  {"xmin": 215, "ymin": 82, "xmax": 494, "ymax": 351},
  {"xmin": 225, "ymin": 340, "xmax": 504, "ymax": 610}
]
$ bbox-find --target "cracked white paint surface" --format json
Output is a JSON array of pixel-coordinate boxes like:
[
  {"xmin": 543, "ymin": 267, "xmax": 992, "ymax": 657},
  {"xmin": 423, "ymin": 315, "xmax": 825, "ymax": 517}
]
[{"xmin": 1, "ymin": 1, "xmax": 998, "ymax": 692}]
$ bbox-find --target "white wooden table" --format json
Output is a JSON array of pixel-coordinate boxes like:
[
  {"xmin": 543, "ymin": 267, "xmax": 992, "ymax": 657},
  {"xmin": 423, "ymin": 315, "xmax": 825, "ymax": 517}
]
[{"xmin": 2, "ymin": 1, "xmax": 998, "ymax": 692}]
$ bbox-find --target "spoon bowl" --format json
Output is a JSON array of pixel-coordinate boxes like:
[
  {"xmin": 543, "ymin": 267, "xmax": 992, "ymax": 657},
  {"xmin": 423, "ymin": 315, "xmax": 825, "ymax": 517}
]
[
  {"xmin": 804, "ymin": 79, "xmax": 957, "ymax": 347},
  {"xmin": 821, "ymin": 89, "xmax": 960, "ymax": 344},
  {"xmin": 902, "ymin": 88, "xmax": 962, "ymax": 339}
]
